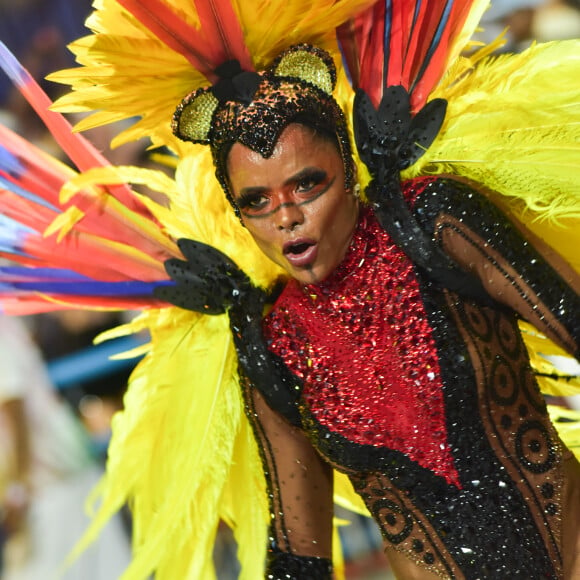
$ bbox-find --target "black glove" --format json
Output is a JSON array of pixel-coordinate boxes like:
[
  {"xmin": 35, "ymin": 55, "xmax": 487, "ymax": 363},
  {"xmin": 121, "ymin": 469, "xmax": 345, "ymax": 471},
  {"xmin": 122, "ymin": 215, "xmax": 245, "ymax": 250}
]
[
  {"xmin": 154, "ymin": 239, "xmax": 303, "ymax": 425},
  {"xmin": 153, "ymin": 238, "xmax": 256, "ymax": 314},
  {"xmin": 353, "ymin": 85, "xmax": 446, "ymax": 181},
  {"xmin": 352, "ymin": 87, "xmax": 498, "ymax": 308}
]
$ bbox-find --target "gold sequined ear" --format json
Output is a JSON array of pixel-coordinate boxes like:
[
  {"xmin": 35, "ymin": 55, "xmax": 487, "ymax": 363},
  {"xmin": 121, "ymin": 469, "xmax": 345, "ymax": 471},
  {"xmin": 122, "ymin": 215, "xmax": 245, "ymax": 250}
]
[
  {"xmin": 272, "ymin": 44, "xmax": 336, "ymax": 95},
  {"xmin": 172, "ymin": 89, "xmax": 219, "ymax": 143}
]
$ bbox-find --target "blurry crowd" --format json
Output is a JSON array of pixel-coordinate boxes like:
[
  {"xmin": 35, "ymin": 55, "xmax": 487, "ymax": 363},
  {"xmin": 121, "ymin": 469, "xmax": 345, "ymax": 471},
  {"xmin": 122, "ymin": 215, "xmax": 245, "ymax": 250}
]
[{"xmin": 0, "ymin": 1, "xmax": 578, "ymax": 579}]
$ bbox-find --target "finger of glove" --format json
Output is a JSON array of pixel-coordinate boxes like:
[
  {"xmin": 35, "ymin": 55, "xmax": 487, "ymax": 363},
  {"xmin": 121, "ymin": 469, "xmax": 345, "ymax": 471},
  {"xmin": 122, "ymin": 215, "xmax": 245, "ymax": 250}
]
[
  {"xmin": 164, "ymin": 258, "xmax": 207, "ymax": 285},
  {"xmin": 399, "ymin": 98, "xmax": 446, "ymax": 168},
  {"xmin": 164, "ymin": 258, "xmax": 234, "ymax": 309},
  {"xmin": 177, "ymin": 238, "xmax": 249, "ymax": 286},
  {"xmin": 353, "ymin": 90, "xmax": 380, "ymax": 170},
  {"xmin": 378, "ymin": 85, "xmax": 411, "ymax": 143},
  {"xmin": 178, "ymin": 238, "xmax": 238, "ymax": 273}
]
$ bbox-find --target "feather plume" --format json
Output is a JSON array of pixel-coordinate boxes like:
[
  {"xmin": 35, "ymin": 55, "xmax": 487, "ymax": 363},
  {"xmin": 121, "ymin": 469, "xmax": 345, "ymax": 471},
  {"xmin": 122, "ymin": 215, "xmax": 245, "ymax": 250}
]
[
  {"xmin": 68, "ymin": 310, "xmax": 255, "ymax": 579},
  {"xmin": 49, "ymin": 0, "xmax": 376, "ymax": 149},
  {"xmin": 404, "ymin": 40, "xmax": 580, "ymax": 235},
  {"xmin": 0, "ymin": 41, "xmax": 151, "ymax": 216},
  {"xmin": 337, "ymin": 0, "xmax": 490, "ymax": 110},
  {"xmin": 0, "ymin": 45, "xmax": 180, "ymax": 313},
  {"xmin": 15, "ymin": 4, "xmax": 579, "ymax": 579},
  {"xmin": 115, "ymin": 0, "xmax": 252, "ymax": 80}
]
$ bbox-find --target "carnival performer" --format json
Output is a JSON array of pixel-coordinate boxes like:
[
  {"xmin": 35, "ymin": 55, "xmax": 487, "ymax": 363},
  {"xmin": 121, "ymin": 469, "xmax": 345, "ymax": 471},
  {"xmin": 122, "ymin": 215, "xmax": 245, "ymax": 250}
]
[
  {"xmin": 1, "ymin": 1, "xmax": 580, "ymax": 579},
  {"xmin": 163, "ymin": 44, "xmax": 580, "ymax": 580}
]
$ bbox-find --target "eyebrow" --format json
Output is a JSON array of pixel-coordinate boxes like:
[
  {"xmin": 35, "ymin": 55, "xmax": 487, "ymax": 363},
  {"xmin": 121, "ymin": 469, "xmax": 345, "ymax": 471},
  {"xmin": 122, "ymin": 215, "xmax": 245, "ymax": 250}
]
[{"xmin": 236, "ymin": 166, "xmax": 326, "ymax": 198}]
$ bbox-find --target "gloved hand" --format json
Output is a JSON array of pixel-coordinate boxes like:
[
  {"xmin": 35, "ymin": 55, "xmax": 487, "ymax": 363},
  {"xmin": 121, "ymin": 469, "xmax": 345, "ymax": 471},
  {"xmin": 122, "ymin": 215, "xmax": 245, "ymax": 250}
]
[
  {"xmin": 153, "ymin": 238, "xmax": 259, "ymax": 314},
  {"xmin": 352, "ymin": 87, "xmax": 498, "ymax": 308},
  {"xmin": 154, "ymin": 239, "xmax": 303, "ymax": 425},
  {"xmin": 353, "ymin": 85, "xmax": 447, "ymax": 182}
]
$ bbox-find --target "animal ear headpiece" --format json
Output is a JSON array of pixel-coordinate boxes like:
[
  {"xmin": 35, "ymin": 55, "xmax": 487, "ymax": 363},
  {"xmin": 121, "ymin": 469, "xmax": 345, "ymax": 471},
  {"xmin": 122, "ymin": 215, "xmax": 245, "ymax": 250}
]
[{"xmin": 172, "ymin": 44, "xmax": 355, "ymax": 208}]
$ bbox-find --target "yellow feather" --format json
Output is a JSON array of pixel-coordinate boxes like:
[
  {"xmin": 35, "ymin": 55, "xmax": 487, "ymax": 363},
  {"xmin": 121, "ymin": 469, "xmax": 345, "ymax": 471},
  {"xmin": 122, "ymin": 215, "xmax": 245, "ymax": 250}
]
[
  {"xmin": 49, "ymin": 0, "xmax": 375, "ymax": 151},
  {"xmin": 407, "ymin": 41, "xmax": 580, "ymax": 224},
  {"xmin": 51, "ymin": 5, "xmax": 580, "ymax": 579},
  {"xmin": 548, "ymin": 406, "xmax": 580, "ymax": 462},
  {"xmin": 71, "ymin": 308, "xmax": 255, "ymax": 579},
  {"xmin": 45, "ymin": 206, "xmax": 85, "ymax": 240}
]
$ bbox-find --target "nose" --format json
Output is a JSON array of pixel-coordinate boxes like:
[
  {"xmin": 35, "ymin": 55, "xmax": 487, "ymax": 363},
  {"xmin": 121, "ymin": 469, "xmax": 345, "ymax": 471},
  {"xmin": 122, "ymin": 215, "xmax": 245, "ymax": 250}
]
[{"xmin": 277, "ymin": 202, "xmax": 304, "ymax": 231}]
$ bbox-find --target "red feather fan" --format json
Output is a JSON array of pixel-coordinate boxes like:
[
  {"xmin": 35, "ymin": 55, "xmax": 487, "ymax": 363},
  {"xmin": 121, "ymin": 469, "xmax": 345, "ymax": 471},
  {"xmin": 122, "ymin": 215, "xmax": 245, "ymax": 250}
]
[
  {"xmin": 116, "ymin": 0, "xmax": 253, "ymax": 82},
  {"xmin": 337, "ymin": 0, "xmax": 477, "ymax": 110}
]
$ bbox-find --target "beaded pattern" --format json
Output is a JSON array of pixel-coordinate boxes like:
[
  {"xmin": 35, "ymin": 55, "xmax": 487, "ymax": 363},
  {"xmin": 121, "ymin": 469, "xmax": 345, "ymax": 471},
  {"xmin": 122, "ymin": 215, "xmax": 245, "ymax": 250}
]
[
  {"xmin": 210, "ymin": 76, "xmax": 354, "ymax": 209},
  {"xmin": 265, "ymin": 206, "xmax": 460, "ymax": 485}
]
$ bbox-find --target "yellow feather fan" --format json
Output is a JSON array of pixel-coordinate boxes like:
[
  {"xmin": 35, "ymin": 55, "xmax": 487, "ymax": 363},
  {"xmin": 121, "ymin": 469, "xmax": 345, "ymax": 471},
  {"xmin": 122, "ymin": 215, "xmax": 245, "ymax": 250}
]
[{"xmin": 49, "ymin": 0, "xmax": 376, "ymax": 151}]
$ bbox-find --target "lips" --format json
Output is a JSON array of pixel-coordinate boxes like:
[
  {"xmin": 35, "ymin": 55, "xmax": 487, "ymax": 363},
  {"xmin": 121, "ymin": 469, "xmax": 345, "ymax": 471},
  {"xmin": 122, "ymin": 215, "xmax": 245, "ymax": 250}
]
[{"xmin": 283, "ymin": 238, "xmax": 318, "ymax": 267}]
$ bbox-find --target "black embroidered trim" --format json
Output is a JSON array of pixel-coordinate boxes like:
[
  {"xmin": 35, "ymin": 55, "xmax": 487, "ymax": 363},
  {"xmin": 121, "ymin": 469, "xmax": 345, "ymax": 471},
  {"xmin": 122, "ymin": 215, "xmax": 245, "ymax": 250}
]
[
  {"xmin": 266, "ymin": 547, "xmax": 332, "ymax": 579},
  {"xmin": 241, "ymin": 375, "xmax": 292, "ymax": 553}
]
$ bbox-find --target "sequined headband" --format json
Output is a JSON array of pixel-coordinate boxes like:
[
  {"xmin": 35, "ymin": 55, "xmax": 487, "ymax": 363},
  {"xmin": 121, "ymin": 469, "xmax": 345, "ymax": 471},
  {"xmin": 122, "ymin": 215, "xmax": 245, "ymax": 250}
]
[{"xmin": 172, "ymin": 44, "xmax": 355, "ymax": 211}]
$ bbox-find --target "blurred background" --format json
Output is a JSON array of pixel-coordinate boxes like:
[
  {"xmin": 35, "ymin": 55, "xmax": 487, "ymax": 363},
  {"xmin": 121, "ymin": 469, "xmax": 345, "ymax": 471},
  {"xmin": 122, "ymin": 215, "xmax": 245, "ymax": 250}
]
[{"xmin": 0, "ymin": 1, "xmax": 578, "ymax": 578}]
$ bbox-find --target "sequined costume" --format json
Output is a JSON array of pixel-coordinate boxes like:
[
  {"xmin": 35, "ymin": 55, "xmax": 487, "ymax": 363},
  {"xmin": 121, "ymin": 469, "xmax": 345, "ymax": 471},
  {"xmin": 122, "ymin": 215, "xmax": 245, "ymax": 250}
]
[{"xmin": 252, "ymin": 176, "xmax": 580, "ymax": 579}]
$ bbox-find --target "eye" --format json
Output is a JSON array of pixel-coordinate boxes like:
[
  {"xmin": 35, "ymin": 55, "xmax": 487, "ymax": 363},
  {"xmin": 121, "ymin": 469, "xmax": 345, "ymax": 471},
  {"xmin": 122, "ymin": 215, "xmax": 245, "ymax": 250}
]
[
  {"xmin": 236, "ymin": 191, "xmax": 270, "ymax": 213},
  {"xmin": 296, "ymin": 169, "xmax": 326, "ymax": 194}
]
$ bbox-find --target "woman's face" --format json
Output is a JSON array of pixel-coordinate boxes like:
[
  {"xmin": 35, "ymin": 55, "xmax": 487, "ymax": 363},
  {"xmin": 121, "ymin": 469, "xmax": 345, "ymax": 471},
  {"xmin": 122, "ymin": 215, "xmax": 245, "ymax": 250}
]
[{"xmin": 227, "ymin": 124, "xmax": 359, "ymax": 285}]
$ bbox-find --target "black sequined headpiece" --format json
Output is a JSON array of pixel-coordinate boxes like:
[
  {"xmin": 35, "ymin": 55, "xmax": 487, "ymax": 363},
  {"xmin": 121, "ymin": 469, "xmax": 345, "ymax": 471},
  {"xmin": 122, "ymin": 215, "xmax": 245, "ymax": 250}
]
[{"xmin": 172, "ymin": 44, "xmax": 355, "ymax": 211}]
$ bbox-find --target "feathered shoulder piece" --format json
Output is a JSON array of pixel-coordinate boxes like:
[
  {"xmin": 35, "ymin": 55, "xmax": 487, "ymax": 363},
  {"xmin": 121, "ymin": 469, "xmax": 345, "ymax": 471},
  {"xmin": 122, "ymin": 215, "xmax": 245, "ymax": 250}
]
[{"xmin": 0, "ymin": 41, "xmax": 179, "ymax": 315}]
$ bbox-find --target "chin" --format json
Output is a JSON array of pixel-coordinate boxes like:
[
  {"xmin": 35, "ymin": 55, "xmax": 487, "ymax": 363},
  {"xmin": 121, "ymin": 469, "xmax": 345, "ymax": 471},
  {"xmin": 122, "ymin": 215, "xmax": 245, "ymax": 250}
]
[{"xmin": 290, "ymin": 265, "xmax": 328, "ymax": 285}]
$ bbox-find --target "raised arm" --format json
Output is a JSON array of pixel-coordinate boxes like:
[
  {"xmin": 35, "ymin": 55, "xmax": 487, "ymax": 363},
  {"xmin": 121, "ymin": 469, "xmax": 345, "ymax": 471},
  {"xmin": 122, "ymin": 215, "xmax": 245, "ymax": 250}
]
[
  {"xmin": 154, "ymin": 239, "xmax": 335, "ymax": 577},
  {"xmin": 412, "ymin": 177, "xmax": 580, "ymax": 358}
]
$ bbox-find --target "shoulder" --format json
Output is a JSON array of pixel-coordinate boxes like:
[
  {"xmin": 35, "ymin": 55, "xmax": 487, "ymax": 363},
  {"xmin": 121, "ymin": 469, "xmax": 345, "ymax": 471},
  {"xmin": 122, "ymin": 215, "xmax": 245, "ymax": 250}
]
[
  {"xmin": 401, "ymin": 175, "xmax": 482, "ymax": 205},
  {"xmin": 402, "ymin": 176, "xmax": 508, "ymax": 230}
]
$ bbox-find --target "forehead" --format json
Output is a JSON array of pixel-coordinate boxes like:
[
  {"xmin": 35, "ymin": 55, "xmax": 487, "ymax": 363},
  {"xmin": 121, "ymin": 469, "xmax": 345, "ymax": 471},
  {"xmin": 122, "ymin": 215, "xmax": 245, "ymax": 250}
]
[{"xmin": 227, "ymin": 124, "xmax": 340, "ymax": 186}]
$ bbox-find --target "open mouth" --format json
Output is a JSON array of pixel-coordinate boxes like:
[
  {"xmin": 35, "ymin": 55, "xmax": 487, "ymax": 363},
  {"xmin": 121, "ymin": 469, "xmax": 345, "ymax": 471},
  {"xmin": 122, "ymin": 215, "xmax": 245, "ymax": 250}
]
[
  {"xmin": 286, "ymin": 242, "xmax": 312, "ymax": 255},
  {"xmin": 283, "ymin": 239, "xmax": 318, "ymax": 267}
]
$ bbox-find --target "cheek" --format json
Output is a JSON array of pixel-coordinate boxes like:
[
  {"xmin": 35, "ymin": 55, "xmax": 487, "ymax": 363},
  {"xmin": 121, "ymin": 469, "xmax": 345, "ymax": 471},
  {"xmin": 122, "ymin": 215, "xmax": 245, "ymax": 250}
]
[
  {"xmin": 243, "ymin": 220, "xmax": 279, "ymax": 254},
  {"xmin": 312, "ymin": 192, "xmax": 353, "ymax": 231}
]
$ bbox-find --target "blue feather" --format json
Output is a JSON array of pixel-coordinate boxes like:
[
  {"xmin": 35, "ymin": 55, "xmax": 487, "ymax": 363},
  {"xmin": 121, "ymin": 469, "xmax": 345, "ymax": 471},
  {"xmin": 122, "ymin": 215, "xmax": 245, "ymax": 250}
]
[
  {"xmin": 0, "ymin": 144, "xmax": 23, "ymax": 176},
  {"xmin": 0, "ymin": 41, "xmax": 30, "ymax": 88},
  {"xmin": 0, "ymin": 174, "xmax": 60, "ymax": 212},
  {"xmin": 0, "ymin": 266, "xmax": 91, "ymax": 281},
  {"xmin": 0, "ymin": 214, "xmax": 35, "ymax": 253},
  {"xmin": 5, "ymin": 279, "xmax": 170, "ymax": 296},
  {"xmin": 384, "ymin": 0, "xmax": 392, "ymax": 85},
  {"xmin": 410, "ymin": 0, "xmax": 454, "ymax": 92}
]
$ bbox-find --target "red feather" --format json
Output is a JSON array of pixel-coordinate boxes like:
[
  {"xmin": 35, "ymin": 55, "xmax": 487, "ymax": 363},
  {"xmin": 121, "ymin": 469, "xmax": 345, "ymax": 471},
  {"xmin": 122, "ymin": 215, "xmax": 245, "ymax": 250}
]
[
  {"xmin": 0, "ymin": 42, "xmax": 153, "ymax": 218},
  {"xmin": 337, "ymin": 0, "xmax": 478, "ymax": 110},
  {"xmin": 21, "ymin": 232, "xmax": 167, "ymax": 283},
  {"xmin": 194, "ymin": 0, "xmax": 253, "ymax": 71},
  {"xmin": 0, "ymin": 295, "xmax": 164, "ymax": 316},
  {"xmin": 0, "ymin": 124, "xmax": 176, "ymax": 268},
  {"xmin": 116, "ymin": 0, "xmax": 253, "ymax": 82}
]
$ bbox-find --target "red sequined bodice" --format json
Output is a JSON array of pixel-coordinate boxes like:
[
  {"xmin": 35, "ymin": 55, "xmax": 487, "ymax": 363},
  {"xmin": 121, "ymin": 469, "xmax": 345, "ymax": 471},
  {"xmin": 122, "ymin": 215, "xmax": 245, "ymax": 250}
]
[{"xmin": 263, "ymin": 207, "xmax": 460, "ymax": 485}]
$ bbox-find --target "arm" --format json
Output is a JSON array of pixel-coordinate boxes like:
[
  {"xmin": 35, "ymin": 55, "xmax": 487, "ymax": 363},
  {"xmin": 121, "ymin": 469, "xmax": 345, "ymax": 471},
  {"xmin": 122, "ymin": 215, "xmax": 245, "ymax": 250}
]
[
  {"xmin": 351, "ymin": 85, "xmax": 579, "ymax": 356},
  {"xmin": 353, "ymin": 88, "xmax": 497, "ymax": 307},
  {"xmin": 153, "ymin": 239, "xmax": 303, "ymax": 425},
  {"xmin": 413, "ymin": 177, "xmax": 580, "ymax": 357},
  {"xmin": 154, "ymin": 239, "xmax": 334, "ymax": 576},
  {"xmin": 242, "ymin": 381, "xmax": 334, "ymax": 579}
]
